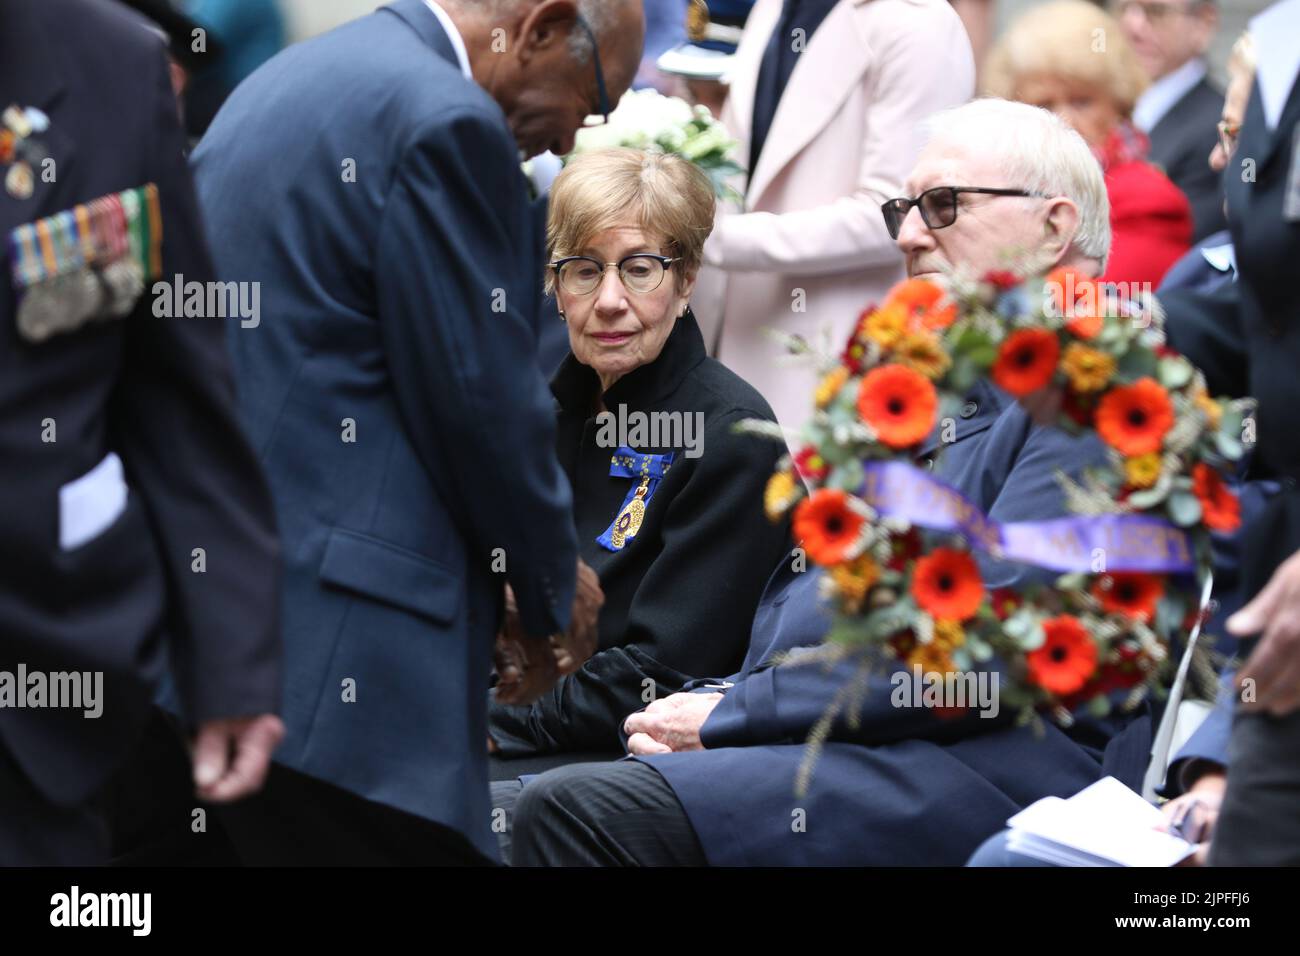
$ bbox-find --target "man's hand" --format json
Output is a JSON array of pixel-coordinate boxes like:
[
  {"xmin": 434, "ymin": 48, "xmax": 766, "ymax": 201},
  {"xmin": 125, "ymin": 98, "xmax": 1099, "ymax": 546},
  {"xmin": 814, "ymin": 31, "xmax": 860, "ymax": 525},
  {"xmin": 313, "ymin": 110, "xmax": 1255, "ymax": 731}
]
[
  {"xmin": 551, "ymin": 559, "xmax": 603, "ymax": 674},
  {"xmin": 1164, "ymin": 771, "xmax": 1226, "ymax": 866},
  {"xmin": 191, "ymin": 714, "xmax": 284, "ymax": 803},
  {"xmin": 494, "ymin": 585, "xmax": 560, "ymax": 706},
  {"xmin": 1228, "ymin": 548, "xmax": 1300, "ymax": 716},
  {"xmin": 624, "ymin": 692, "xmax": 723, "ymax": 755}
]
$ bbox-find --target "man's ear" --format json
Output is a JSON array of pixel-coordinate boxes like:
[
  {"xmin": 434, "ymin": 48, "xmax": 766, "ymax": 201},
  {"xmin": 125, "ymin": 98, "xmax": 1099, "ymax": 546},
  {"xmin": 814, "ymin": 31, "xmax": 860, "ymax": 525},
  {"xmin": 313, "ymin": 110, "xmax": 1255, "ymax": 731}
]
[
  {"xmin": 1042, "ymin": 197, "xmax": 1080, "ymax": 267},
  {"xmin": 516, "ymin": 0, "xmax": 580, "ymax": 67}
]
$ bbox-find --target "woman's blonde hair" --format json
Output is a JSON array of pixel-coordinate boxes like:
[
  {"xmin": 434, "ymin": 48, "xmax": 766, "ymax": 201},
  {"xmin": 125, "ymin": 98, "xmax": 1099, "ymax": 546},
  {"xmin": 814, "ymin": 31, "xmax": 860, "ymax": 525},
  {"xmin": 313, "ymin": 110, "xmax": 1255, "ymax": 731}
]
[
  {"xmin": 983, "ymin": 0, "xmax": 1149, "ymax": 117},
  {"xmin": 546, "ymin": 148, "xmax": 716, "ymax": 295}
]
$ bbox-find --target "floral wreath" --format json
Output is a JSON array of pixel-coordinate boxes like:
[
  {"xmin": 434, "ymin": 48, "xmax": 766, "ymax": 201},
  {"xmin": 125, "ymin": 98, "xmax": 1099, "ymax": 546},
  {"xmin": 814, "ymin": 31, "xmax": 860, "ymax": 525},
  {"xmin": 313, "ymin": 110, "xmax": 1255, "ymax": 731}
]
[{"xmin": 747, "ymin": 267, "xmax": 1254, "ymax": 732}]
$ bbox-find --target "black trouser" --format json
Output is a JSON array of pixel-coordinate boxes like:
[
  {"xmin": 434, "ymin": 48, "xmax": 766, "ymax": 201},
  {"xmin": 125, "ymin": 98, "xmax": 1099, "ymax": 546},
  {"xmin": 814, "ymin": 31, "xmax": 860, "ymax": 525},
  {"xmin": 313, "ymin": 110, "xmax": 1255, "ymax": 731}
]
[
  {"xmin": 0, "ymin": 742, "xmax": 108, "ymax": 866},
  {"xmin": 496, "ymin": 760, "xmax": 707, "ymax": 866},
  {"xmin": 1210, "ymin": 708, "xmax": 1300, "ymax": 865},
  {"xmin": 216, "ymin": 763, "xmax": 493, "ymax": 866}
]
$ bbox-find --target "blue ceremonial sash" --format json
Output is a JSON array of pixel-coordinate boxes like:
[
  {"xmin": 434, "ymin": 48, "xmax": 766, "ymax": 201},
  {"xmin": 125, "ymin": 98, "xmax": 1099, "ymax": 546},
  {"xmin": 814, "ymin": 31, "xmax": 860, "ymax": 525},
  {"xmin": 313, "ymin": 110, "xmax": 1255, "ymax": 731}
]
[
  {"xmin": 597, "ymin": 446, "xmax": 675, "ymax": 551},
  {"xmin": 859, "ymin": 460, "xmax": 1195, "ymax": 573}
]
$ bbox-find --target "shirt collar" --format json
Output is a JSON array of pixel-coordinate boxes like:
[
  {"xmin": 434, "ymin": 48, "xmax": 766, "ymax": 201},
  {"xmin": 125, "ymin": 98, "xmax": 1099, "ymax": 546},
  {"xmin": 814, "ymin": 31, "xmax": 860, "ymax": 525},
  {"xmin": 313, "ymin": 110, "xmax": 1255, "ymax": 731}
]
[
  {"xmin": 1252, "ymin": 0, "xmax": 1300, "ymax": 130},
  {"xmin": 1133, "ymin": 58, "xmax": 1208, "ymax": 133},
  {"xmin": 422, "ymin": 0, "xmax": 472, "ymax": 81}
]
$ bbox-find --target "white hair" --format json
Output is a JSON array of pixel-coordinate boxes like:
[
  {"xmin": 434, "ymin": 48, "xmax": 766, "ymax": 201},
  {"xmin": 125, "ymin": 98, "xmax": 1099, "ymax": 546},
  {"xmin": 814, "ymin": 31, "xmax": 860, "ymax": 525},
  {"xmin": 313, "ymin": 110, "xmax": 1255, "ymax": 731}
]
[{"xmin": 922, "ymin": 98, "xmax": 1111, "ymax": 267}]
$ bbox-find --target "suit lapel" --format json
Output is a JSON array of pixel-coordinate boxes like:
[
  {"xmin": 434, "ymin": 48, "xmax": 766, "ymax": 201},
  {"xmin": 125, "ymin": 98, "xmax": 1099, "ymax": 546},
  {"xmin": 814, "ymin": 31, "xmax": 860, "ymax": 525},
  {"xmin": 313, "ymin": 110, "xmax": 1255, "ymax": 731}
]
[{"xmin": 745, "ymin": 0, "xmax": 872, "ymax": 207}]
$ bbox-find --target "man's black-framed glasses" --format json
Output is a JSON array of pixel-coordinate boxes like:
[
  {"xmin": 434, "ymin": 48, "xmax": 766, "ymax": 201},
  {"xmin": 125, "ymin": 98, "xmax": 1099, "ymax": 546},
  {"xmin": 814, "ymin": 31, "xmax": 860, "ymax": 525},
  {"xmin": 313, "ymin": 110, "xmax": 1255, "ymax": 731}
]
[
  {"xmin": 551, "ymin": 254, "xmax": 679, "ymax": 295},
  {"xmin": 576, "ymin": 14, "xmax": 610, "ymax": 128},
  {"xmin": 881, "ymin": 186, "xmax": 1041, "ymax": 240}
]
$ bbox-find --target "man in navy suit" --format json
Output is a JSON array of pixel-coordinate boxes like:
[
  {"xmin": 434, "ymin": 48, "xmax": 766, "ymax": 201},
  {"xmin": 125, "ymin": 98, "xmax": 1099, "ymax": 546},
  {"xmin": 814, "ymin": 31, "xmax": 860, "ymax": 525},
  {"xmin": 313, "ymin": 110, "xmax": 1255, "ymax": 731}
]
[
  {"xmin": 500, "ymin": 100, "xmax": 1172, "ymax": 866},
  {"xmin": 191, "ymin": 0, "xmax": 644, "ymax": 864},
  {"xmin": 1, "ymin": 0, "xmax": 282, "ymax": 864},
  {"xmin": 1119, "ymin": 0, "xmax": 1226, "ymax": 242}
]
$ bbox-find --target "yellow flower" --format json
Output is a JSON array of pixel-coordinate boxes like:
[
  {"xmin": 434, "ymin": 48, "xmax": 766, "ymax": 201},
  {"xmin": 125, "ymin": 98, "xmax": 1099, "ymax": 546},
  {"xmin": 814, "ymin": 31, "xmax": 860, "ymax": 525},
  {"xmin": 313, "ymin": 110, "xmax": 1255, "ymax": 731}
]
[
  {"xmin": 815, "ymin": 366, "xmax": 850, "ymax": 408},
  {"xmin": 863, "ymin": 303, "xmax": 908, "ymax": 348},
  {"xmin": 829, "ymin": 555, "xmax": 881, "ymax": 611},
  {"xmin": 1193, "ymin": 388, "xmax": 1222, "ymax": 429},
  {"xmin": 894, "ymin": 331, "xmax": 952, "ymax": 380},
  {"xmin": 764, "ymin": 470, "xmax": 800, "ymax": 521},
  {"xmin": 1061, "ymin": 342, "xmax": 1116, "ymax": 393},
  {"xmin": 1124, "ymin": 452, "xmax": 1162, "ymax": 489},
  {"xmin": 932, "ymin": 618, "xmax": 966, "ymax": 651},
  {"xmin": 909, "ymin": 642, "xmax": 957, "ymax": 676}
]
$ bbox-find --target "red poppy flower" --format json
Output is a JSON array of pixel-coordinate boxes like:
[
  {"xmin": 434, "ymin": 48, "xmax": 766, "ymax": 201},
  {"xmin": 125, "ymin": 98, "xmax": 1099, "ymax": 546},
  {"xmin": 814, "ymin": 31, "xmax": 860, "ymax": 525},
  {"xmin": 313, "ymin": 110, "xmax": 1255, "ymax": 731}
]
[
  {"xmin": 886, "ymin": 527, "xmax": 923, "ymax": 572},
  {"xmin": 992, "ymin": 328, "xmax": 1061, "ymax": 397},
  {"xmin": 856, "ymin": 364, "xmax": 938, "ymax": 449},
  {"xmin": 794, "ymin": 446, "xmax": 829, "ymax": 482},
  {"xmin": 793, "ymin": 489, "xmax": 864, "ymax": 566},
  {"xmin": 983, "ymin": 269, "xmax": 1021, "ymax": 290},
  {"xmin": 910, "ymin": 547, "xmax": 984, "ymax": 621},
  {"xmin": 1026, "ymin": 615, "xmax": 1098, "ymax": 696},
  {"xmin": 1192, "ymin": 463, "xmax": 1241, "ymax": 532},
  {"xmin": 1092, "ymin": 573, "xmax": 1165, "ymax": 622},
  {"xmin": 990, "ymin": 587, "xmax": 1022, "ymax": 621},
  {"xmin": 1095, "ymin": 377, "xmax": 1174, "ymax": 456}
]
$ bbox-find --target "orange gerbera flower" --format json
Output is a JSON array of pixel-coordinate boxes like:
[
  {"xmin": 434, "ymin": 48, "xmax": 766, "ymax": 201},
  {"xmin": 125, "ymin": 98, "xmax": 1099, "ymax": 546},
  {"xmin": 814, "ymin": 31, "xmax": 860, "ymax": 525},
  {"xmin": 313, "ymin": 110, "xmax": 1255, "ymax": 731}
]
[
  {"xmin": 1026, "ymin": 615, "xmax": 1098, "ymax": 696},
  {"xmin": 1192, "ymin": 463, "xmax": 1242, "ymax": 532},
  {"xmin": 857, "ymin": 364, "xmax": 938, "ymax": 449},
  {"xmin": 1046, "ymin": 266, "xmax": 1099, "ymax": 331},
  {"xmin": 793, "ymin": 489, "xmax": 865, "ymax": 566},
  {"xmin": 1095, "ymin": 377, "xmax": 1175, "ymax": 455},
  {"xmin": 884, "ymin": 278, "xmax": 957, "ymax": 330},
  {"xmin": 992, "ymin": 328, "xmax": 1061, "ymax": 396},
  {"xmin": 910, "ymin": 547, "xmax": 984, "ymax": 621},
  {"xmin": 1092, "ymin": 572, "xmax": 1165, "ymax": 622}
]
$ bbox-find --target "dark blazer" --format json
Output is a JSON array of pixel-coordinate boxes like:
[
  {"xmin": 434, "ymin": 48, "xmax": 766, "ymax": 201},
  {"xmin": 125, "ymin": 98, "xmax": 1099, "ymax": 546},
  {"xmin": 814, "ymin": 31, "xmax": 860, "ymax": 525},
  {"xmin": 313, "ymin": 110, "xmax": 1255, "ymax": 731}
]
[
  {"xmin": 1147, "ymin": 76, "xmax": 1228, "ymax": 243},
  {"xmin": 637, "ymin": 390, "xmax": 1162, "ymax": 865},
  {"xmin": 1163, "ymin": 74, "xmax": 1300, "ymax": 602},
  {"xmin": 190, "ymin": 0, "xmax": 578, "ymax": 859},
  {"xmin": 0, "ymin": 0, "xmax": 280, "ymax": 811},
  {"xmin": 490, "ymin": 312, "xmax": 792, "ymax": 758}
]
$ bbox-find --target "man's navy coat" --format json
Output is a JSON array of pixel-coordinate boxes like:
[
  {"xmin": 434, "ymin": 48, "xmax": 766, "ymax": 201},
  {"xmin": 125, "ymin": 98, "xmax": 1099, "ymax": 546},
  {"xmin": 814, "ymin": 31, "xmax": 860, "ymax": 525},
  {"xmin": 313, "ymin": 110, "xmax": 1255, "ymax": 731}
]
[
  {"xmin": 639, "ymin": 384, "xmax": 1159, "ymax": 865},
  {"xmin": 191, "ymin": 0, "xmax": 578, "ymax": 859}
]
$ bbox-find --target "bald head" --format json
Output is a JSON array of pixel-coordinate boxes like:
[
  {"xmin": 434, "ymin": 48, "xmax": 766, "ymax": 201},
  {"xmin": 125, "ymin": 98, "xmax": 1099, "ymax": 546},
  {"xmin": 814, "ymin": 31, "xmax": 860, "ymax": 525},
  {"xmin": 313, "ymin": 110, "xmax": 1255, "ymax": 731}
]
[{"xmin": 446, "ymin": 0, "xmax": 644, "ymax": 157}]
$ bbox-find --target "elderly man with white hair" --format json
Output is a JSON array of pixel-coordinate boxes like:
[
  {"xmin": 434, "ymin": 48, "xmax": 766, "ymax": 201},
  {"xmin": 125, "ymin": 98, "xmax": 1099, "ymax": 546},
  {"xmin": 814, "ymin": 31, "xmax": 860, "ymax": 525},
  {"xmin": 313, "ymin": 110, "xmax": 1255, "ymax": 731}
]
[{"xmin": 489, "ymin": 100, "xmax": 1158, "ymax": 867}]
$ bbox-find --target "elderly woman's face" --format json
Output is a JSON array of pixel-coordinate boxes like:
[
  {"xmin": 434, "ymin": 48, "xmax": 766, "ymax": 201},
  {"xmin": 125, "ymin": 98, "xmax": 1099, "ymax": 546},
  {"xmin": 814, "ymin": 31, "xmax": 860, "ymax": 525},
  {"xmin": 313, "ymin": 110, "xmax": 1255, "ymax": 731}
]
[
  {"xmin": 1015, "ymin": 74, "xmax": 1124, "ymax": 149},
  {"xmin": 558, "ymin": 225, "xmax": 694, "ymax": 391}
]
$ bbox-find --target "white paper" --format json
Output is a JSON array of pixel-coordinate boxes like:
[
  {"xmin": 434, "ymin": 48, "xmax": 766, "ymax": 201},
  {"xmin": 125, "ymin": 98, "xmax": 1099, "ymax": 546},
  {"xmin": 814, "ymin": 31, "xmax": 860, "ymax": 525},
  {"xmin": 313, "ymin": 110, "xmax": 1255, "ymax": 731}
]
[
  {"xmin": 58, "ymin": 451, "xmax": 128, "ymax": 551},
  {"xmin": 1005, "ymin": 776, "xmax": 1196, "ymax": 868}
]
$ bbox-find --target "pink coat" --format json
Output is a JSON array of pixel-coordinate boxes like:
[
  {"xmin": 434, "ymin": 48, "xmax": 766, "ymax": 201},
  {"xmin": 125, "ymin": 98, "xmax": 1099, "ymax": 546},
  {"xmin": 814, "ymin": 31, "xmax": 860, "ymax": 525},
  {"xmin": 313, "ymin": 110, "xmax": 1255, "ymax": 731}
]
[{"xmin": 693, "ymin": 0, "xmax": 975, "ymax": 435}]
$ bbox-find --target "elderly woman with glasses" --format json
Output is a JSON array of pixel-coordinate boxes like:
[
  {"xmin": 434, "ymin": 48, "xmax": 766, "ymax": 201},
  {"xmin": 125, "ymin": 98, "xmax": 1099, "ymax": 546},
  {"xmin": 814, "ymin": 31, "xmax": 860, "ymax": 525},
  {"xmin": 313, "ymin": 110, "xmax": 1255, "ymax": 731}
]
[
  {"xmin": 488, "ymin": 148, "xmax": 791, "ymax": 776},
  {"xmin": 984, "ymin": 0, "xmax": 1193, "ymax": 288}
]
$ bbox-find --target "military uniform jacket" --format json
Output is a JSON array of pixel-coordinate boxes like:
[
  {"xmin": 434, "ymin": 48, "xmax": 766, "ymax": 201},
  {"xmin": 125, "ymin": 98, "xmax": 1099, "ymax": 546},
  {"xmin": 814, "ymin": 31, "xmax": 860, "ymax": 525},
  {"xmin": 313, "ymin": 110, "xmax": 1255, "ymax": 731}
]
[{"xmin": 0, "ymin": 0, "xmax": 281, "ymax": 809}]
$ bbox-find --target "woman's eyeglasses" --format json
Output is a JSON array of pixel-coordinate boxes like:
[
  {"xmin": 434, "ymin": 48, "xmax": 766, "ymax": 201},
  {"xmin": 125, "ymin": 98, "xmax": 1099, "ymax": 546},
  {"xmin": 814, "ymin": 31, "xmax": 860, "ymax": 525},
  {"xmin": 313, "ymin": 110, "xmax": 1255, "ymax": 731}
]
[
  {"xmin": 551, "ymin": 254, "xmax": 678, "ymax": 295},
  {"xmin": 881, "ymin": 186, "xmax": 1042, "ymax": 240}
]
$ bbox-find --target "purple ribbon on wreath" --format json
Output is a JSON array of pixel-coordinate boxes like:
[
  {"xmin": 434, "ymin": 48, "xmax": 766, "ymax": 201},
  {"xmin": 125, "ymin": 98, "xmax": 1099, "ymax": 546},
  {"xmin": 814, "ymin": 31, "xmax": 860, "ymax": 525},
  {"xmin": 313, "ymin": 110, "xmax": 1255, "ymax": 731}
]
[{"xmin": 859, "ymin": 460, "xmax": 1195, "ymax": 573}]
